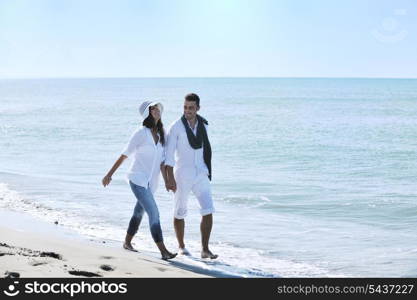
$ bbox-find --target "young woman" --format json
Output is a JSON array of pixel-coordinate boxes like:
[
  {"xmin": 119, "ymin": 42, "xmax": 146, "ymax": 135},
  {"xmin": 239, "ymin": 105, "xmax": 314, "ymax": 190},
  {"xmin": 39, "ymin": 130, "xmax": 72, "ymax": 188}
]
[{"xmin": 102, "ymin": 101, "xmax": 176, "ymax": 260}]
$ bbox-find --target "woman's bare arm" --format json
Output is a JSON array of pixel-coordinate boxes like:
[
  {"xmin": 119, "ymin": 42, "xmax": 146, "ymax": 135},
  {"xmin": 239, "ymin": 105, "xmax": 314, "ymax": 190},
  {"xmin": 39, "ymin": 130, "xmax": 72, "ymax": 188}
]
[
  {"xmin": 160, "ymin": 163, "xmax": 169, "ymax": 191},
  {"xmin": 102, "ymin": 155, "xmax": 127, "ymax": 187}
]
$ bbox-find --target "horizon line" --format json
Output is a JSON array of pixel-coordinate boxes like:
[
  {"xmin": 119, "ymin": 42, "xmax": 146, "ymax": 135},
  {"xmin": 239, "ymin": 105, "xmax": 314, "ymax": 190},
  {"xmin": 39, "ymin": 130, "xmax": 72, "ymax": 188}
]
[{"xmin": 1, "ymin": 76, "xmax": 417, "ymax": 80}]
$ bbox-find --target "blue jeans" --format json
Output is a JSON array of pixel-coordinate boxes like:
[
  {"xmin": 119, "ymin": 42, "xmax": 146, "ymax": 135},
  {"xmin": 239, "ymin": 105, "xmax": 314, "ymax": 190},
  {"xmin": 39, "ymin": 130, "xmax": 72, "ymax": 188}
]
[{"xmin": 127, "ymin": 181, "xmax": 163, "ymax": 243}]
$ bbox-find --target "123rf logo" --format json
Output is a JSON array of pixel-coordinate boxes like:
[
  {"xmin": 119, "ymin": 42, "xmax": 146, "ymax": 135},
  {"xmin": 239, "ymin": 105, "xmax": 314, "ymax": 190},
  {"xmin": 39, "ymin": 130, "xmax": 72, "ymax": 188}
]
[
  {"xmin": 3, "ymin": 281, "xmax": 20, "ymax": 297},
  {"xmin": 3, "ymin": 281, "xmax": 127, "ymax": 297}
]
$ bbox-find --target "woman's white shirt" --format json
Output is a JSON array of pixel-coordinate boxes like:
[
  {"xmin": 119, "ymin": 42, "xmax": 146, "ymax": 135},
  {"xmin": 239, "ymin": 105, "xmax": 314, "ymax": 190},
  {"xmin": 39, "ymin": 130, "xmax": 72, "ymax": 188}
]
[{"xmin": 121, "ymin": 126, "xmax": 164, "ymax": 194}]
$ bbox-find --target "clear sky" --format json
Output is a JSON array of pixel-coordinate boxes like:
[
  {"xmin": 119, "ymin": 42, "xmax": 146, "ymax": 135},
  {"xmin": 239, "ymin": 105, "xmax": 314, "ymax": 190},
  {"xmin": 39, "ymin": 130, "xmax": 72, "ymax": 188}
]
[{"xmin": 0, "ymin": 0, "xmax": 416, "ymax": 78}]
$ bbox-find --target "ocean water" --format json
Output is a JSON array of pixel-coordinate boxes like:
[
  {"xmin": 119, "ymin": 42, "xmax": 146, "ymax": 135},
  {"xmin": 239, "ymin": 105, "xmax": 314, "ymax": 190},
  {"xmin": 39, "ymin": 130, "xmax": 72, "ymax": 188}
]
[{"xmin": 1, "ymin": 78, "xmax": 417, "ymax": 277}]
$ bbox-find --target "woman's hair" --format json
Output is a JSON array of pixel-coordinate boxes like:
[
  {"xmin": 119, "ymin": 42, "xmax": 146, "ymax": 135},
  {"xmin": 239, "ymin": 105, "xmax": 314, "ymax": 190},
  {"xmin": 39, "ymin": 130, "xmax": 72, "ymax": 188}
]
[{"xmin": 142, "ymin": 107, "xmax": 165, "ymax": 145}]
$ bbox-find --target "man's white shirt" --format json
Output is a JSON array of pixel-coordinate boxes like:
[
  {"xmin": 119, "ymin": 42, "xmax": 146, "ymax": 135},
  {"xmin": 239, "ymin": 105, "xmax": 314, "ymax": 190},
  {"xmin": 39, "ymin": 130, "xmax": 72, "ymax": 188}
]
[{"xmin": 165, "ymin": 118, "xmax": 209, "ymax": 180}]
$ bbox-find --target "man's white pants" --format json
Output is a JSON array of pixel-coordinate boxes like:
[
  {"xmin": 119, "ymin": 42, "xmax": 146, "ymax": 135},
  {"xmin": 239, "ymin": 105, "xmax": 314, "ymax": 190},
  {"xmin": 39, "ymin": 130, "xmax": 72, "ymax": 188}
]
[{"xmin": 174, "ymin": 171, "xmax": 215, "ymax": 219}]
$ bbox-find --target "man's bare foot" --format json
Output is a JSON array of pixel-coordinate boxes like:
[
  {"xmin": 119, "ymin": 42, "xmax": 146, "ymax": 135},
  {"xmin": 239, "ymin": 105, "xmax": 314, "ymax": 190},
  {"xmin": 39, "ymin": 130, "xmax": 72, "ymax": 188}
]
[
  {"xmin": 161, "ymin": 251, "xmax": 177, "ymax": 260},
  {"xmin": 123, "ymin": 242, "xmax": 138, "ymax": 252},
  {"xmin": 201, "ymin": 250, "xmax": 218, "ymax": 259},
  {"xmin": 179, "ymin": 247, "xmax": 191, "ymax": 256}
]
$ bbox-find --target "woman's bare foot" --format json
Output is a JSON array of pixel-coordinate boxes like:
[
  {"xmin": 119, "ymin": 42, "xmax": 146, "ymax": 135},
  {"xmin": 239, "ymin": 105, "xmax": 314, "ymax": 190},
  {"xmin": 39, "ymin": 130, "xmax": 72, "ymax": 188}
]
[
  {"xmin": 123, "ymin": 233, "xmax": 137, "ymax": 252},
  {"xmin": 161, "ymin": 251, "xmax": 177, "ymax": 260},
  {"xmin": 156, "ymin": 241, "xmax": 177, "ymax": 260},
  {"xmin": 201, "ymin": 250, "xmax": 218, "ymax": 259},
  {"xmin": 123, "ymin": 242, "xmax": 138, "ymax": 252}
]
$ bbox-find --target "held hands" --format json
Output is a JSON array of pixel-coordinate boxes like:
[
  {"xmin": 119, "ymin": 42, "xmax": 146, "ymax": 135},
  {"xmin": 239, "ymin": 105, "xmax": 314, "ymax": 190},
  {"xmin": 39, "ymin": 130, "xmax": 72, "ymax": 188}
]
[
  {"xmin": 163, "ymin": 165, "xmax": 177, "ymax": 193},
  {"xmin": 165, "ymin": 178, "xmax": 177, "ymax": 193},
  {"xmin": 102, "ymin": 175, "xmax": 112, "ymax": 187}
]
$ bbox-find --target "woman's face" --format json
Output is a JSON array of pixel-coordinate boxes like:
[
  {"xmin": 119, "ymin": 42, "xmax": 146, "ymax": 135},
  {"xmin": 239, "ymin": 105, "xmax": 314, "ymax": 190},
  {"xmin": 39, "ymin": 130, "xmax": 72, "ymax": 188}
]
[{"xmin": 150, "ymin": 105, "xmax": 161, "ymax": 122}]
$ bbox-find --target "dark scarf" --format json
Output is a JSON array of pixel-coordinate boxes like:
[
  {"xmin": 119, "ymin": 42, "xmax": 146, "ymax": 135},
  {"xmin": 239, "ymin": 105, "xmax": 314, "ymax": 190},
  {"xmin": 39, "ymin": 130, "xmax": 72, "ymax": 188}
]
[{"xmin": 181, "ymin": 114, "xmax": 212, "ymax": 180}]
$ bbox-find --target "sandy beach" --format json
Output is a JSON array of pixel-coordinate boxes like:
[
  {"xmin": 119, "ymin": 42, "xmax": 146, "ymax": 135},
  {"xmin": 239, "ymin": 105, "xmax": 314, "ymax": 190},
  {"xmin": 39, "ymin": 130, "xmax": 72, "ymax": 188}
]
[{"xmin": 0, "ymin": 212, "xmax": 211, "ymax": 278}]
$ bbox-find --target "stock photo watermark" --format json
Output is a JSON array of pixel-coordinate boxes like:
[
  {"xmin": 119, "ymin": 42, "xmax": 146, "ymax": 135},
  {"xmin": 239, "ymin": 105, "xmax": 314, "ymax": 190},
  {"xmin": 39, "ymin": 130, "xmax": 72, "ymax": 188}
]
[{"xmin": 2, "ymin": 280, "xmax": 128, "ymax": 298}]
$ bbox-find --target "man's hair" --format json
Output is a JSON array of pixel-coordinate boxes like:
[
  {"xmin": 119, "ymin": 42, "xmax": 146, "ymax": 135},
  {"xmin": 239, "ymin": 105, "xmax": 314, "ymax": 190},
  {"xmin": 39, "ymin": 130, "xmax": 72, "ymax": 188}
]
[{"xmin": 185, "ymin": 93, "xmax": 200, "ymax": 107}]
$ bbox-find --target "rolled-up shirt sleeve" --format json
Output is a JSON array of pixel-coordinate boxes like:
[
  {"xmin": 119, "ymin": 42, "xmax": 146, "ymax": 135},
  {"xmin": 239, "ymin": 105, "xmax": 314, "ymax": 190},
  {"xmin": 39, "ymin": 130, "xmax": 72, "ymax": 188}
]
[
  {"xmin": 121, "ymin": 128, "xmax": 145, "ymax": 157},
  {"xmin": 164, "ymin": 123, "xmax": 178, "ymax": 167},
  {"xmin": 160, "ymin": 148, "xmax": 166, "ymax": 165}
]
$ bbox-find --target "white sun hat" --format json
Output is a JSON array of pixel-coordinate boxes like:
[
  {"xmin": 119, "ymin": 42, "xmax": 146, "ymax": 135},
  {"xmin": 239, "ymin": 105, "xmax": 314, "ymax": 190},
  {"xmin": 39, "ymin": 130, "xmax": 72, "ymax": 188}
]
[{"xmin": 139, "ymin": 100, "xmax": 164, "ymax": 119}]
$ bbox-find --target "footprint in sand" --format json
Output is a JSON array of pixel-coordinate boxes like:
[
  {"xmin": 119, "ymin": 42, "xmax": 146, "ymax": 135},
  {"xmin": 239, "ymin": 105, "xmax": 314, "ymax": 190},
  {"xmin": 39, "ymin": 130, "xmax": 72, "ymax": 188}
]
[
  {"xmin": 39, "ymin": 251, "xmax": 62, "ymax": 260},
  {"xmin": 4, "ymin": 271, "xmax": 20, "ymax": 278},
  {"xmin": 156, "ymin": 267, "xmax": 167, "ymax": 272},
  {"xmin": 30, "ymin": 261, "xmax": 48, "ymax": 266},
  {"xmin": 68, "ymin": 270, "xmax": 102, "ymax": 277},
  {"xmin": 100, "ymin": 264, "xmax": 115, "ymax": 271}
]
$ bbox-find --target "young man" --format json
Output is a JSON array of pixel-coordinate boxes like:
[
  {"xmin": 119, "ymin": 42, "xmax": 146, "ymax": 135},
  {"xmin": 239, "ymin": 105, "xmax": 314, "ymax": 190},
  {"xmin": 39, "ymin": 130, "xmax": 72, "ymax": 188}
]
[{"xmin": 165, "ymin": 93, "xmax": 218, "ymax": 259}]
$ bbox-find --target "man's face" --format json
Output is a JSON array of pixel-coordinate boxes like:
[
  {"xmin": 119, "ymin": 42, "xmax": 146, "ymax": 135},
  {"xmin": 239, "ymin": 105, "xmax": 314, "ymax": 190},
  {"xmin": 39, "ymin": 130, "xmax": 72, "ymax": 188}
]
[{"xmin": 183, "ymin": 100, "xmax": 199, "ymax": 120}]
